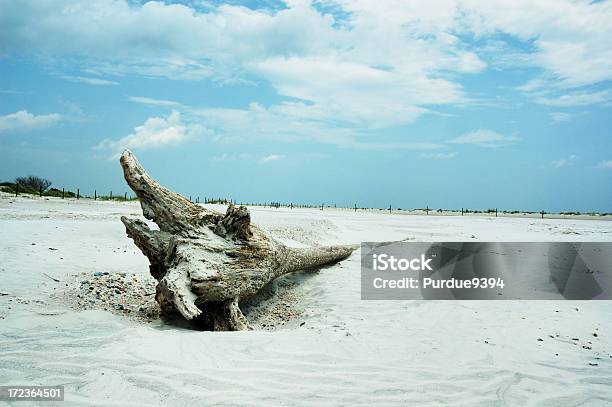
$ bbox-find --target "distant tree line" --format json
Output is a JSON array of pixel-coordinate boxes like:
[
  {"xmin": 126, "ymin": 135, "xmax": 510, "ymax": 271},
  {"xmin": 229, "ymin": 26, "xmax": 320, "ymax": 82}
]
[
  {"xmin": 16, "ymin": 175, "xmax": 52, "ymax": 192},
  {"xmin": 0, "ymin": 176, "xmax": 609, "ymax": 216},
  {"xmin": 0, "ymin": 175, "xmax": 54, "ymax": 195}
]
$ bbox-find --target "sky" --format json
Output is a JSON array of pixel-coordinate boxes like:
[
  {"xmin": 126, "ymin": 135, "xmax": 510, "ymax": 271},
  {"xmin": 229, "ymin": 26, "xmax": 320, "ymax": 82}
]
[{"xmin": 0, "ymin": 0, "xmax": 611, "ymax": 213}]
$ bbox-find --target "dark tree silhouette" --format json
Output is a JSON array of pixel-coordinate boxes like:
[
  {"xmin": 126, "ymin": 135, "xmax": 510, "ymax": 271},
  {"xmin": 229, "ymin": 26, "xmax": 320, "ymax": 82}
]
[{"xmin": 15, "ymin": 175, "xmax": 52, "ymax": 192}]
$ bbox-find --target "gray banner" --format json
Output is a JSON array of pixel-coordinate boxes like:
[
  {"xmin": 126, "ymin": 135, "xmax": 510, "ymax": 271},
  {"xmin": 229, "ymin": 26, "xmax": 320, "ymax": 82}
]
[
  {"xmin": 361, "ymin": 242, "xmax": 612, "ymax": 300},
  {"xmin": 0, "ymin": 386, "xmax": 64, "ymax": 401}
]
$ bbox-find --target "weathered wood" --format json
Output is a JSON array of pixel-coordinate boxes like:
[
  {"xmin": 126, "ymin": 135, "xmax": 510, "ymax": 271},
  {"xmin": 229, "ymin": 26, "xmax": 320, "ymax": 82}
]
[{"xmin": 119, "ymin": 150, "xmax": 356, "ymax": 331}]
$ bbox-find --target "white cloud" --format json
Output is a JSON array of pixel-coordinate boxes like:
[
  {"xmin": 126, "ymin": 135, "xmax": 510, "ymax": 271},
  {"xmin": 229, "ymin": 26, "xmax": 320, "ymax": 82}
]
[
  {"xmin": 0, "ymin": 110, "xmax": 62, "ymax": 132},
  {"xmin": 2, "ymin": 1, "xmax": 610, "ymax": 92},
  {"xmin": 419, "ymin": 152, "xmax": 458, "ymax": 159},
  {"xmin": 536, "ymin": 89, "xmax": 612, "ymax": 107},
  {"xmin": 551, "ymin": 159, "xmax": 567, "ymax": 169},
  {"xmin": 0, "ymin": 89, "xmax": 30, "ymax": 94},
  {"xmin": 456, "ymin": 51, "xmax": 488, "ymax": 73},
  {"xmin": 516, "ymin": 78, "xmax": 547, "ymax": 93},
  {"xmin": 61, "ymin": 75, "xmax": 119, "ymax": 86},
  {"xmin": 458, "ymin": 0, "xmax": 612, "ymax": 88},
  {"xmin": 95, "ymin": 110, "xmax": 207, "ymax": 158},
  {"xmin": 598, "ymin": 160, "xmax": 612, "ymax": 169},
  {"xmin": 260, "ymin": 154, "xmax": 283, "ymax": 164},
  {"xmin": 551, "ymin": 155, "xmax": 576, "ymax": 169},
  {"xmin": 549, "ymin": 112, "xmax": 572, "ymax": 123},
  {"xmin": 252, "ymin": 56, "xmax": 460, "ymax": 128},
  {"xmin": 190, "ymin": 102, "xmax": 442, "ymax": 149},
  {"xmin": 128, "ymin": 96, "xmax": 181, "ymax": 107},
  {"xmin": 211, "ymin": 153, "xmax": 251, "ymax": 162},
  {"xmin": 449, "ymin": 129, "xmax": 518, "ymax": 148},
  {"xmin": 0, "ymin": 0, "xmax": 473, "ymax": 130},
  {"xmin": 3, "ymin": 0, "xmax": 612, "ymax": 138}
]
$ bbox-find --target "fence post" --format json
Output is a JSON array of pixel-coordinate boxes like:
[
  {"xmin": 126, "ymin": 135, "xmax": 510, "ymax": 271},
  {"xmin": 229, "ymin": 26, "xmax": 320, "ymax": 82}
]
[
  {"xmin": 94, "ymin": 190, "xmax": 97, "ymax": 200},
  {"xmin": 389, "ymin": 204, "xmax": 392, "ymax": 214},
  {"xmin": 541, "ymin": 210, "xmax": 544, "ymax": 219},
  {"xmin": 354, "ymin": 203, "xmax": 357, "ymax": 212},
  {"xmin": 77, "ymin": 189, "xmax": 80, "ymax": 199},
  {"xmin": 461, "ymin": 208, "xmax": 464, "ymax": 216},
  {"xmin": 426, "ymin": 205, "xmax": 429, "ymax": 215},
  {"xmin": 62, "ymin": 188, "xmax": 65, "ymax": 199},
  {"xmin": 290, "ymin": 203, "xmax": 293, "ymax": 210},
  {"xmin": 495, "ymin": 208, "xmax": 498, "ymax": 217}
]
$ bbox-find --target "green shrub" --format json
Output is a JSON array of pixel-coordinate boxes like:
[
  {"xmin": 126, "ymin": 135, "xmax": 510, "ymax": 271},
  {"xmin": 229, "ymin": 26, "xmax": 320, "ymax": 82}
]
[
  {"xmin": 16, "ymin": 175, "xmax": 52, "ymax": 192},
  {"xmin": 44, "ymin": 188, "xmax": 76, "ymax": 198}
]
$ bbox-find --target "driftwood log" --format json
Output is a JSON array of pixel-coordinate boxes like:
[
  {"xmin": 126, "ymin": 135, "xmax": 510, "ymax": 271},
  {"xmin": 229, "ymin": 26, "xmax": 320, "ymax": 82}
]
[{"xmin": 119, "ymin": 150, "xmax": 356, "ymax": 331}]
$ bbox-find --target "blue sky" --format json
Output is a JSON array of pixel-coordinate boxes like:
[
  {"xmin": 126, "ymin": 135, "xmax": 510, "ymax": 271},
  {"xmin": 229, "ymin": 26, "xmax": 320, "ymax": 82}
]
[{"xmin": 0, "ymin": 0, "xmax": 611, "ymax": 212}]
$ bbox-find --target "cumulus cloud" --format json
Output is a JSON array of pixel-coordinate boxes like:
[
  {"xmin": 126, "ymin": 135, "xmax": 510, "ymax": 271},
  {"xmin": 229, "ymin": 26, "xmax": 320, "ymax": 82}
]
[
  {"xmin": 0, "ymin": 0, "xmax": 537, "ymax": 129},
  {"xmin": 458, "ymin": 0, "xmax": 612, "ymax": 88},
  {"xmin": 449, "ymin": 129, "xmax": 518, "ymax": 148},
  {"xmin": 2, "ymin": 1, "xmax": 610, "ymax": 92},
  {"xmin": 95, "ymin": 110, "xmax": 206, "ymax": 158},
  {"xmin": 252, "ymin": 56, "xmax": 457, "ymax": 128},
  {"xmin": 0, "ymin": 110, "xmax": 62, "ymax": 132},
  {"xmin": 2, "ymin": 0, "xmax": 612, "ymax": 140}
]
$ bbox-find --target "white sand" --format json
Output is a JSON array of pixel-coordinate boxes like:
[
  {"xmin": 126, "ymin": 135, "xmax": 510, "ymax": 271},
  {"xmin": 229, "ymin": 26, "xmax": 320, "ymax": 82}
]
[{"xmin": 1, "ymin": 194, "xmax": 611, "ymax": 406}]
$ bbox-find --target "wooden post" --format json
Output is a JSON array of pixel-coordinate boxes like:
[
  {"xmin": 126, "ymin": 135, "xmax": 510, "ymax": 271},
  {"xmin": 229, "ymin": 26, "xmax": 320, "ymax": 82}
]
[
  {"xmin": 77, "ymin": 188, "xmax": 80, "ymax": 199},
  {"xmin": 290, "ymin": 203, "xmax": 293, "ymax": 210},
  {"xmin": 94, "ymin": 190, "xmax": 97, "ymax": 200},
  {"xmin": 541, "ymin": 210, "xmax": 544, "ymax": 219},
  {"xmin": 461, "ymin": 208, "xmax": 464, "ymax": 216},
  {"xmin": 495, "ymin": 208, "xmax": 498, "ymax": 217},
  {"xmin": 426, "ymin": 206, "xmax": 429, "ymax": 215},
  {"xmin": 62, "ymin": 188, "xmax": 65, "ymax": 199},
  {"xmin": 354, "ymin": 203, "xmax": 357, "ymax": 212},
  {"xmin": 389, "ymin": 205, "xmax": 392, "ymax": 214}
]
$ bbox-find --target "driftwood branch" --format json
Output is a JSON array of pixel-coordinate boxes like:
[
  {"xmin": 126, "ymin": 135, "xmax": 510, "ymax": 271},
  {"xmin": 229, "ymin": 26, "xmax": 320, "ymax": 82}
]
[{"xmin": 119, "ymin": 150, "xmax": 356, "ymax": 330}]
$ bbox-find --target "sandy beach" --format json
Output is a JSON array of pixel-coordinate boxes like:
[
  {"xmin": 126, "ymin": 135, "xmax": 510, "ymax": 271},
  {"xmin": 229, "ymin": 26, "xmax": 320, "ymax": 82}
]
[
  {"xmin": 3, "ymin": 0, "xmax": 612, "ymax": 405},
  {"xmin": 1, "ymin": 193, "xmax": 610, "ymax": 406}
]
